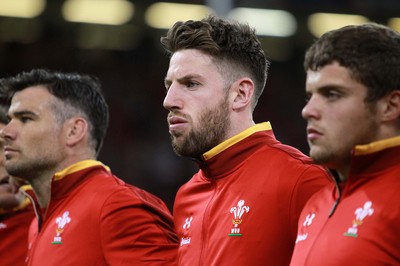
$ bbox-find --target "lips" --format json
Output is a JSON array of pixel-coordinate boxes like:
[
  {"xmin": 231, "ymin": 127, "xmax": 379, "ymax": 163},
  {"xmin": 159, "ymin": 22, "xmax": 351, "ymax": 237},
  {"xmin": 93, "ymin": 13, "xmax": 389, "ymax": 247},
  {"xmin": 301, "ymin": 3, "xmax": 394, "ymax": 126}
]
[
  {"xmin": 168, "ymin": 116, "xmax": 187, "ymax": 125},
  {"xmin": 306, "ymin": 127, "xmax": 322, "ymax": 141},
  {"xmin": 167, "ymin": 114, "xmax": 188, "ymax": 132},
  {"xmin": 3, "ymin": 146, "xmax": 18, "ymax": 157}
]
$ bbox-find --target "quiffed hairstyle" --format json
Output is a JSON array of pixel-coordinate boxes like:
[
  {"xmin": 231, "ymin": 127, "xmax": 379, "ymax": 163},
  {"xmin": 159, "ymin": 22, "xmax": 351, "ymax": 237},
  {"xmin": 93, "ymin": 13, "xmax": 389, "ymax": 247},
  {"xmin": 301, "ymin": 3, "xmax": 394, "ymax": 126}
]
[
  {"xmin": 304, "ymin": 23, "xmax": 400, "ymax": 102},
  {"xmin": 0, "ymin": 69, "xmax": 109, "ymax": 155},
  {"xmin": 160, "ymin": 15, "xmax": 269, "ymax": 109}
]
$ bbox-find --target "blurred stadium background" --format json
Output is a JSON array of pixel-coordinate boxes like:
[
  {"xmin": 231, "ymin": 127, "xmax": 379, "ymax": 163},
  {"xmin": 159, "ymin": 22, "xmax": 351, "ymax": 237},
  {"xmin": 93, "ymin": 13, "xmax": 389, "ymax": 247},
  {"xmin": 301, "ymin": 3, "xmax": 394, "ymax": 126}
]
[{"xmin": 0, "ymin": 0, "xmax": 398, "ymax": 210}]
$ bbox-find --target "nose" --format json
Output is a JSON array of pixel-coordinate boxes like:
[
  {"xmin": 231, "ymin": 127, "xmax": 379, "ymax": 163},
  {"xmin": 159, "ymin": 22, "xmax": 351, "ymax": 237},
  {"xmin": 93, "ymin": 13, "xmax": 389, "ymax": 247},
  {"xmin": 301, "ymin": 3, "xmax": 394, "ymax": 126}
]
[
  {"xmin": 163, "ymin": 83, "xmax": 182, "ymax": 111},
  {"xmin": 0, "ymin": 121, "xmax": 16, "ymax": 142},
  {"xmin": 0, "ymin": 126, "xmax": 6, "ymax": 139},
  {"xmin": 301, "ymin": 95, "xmax": 320, "ymax": 120}
]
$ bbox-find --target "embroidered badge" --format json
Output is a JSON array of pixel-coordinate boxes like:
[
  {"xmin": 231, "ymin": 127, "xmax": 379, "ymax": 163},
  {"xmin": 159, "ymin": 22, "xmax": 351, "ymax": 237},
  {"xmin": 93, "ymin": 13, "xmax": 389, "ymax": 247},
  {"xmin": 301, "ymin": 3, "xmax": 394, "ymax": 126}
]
[
  {"xmin": 344, "ymin": 201, "xmax": 374, "ymax": 238},
  {"xmin": 295, "ymin": 212, "xmax": 316, "ymax": 243},
  {"xmin": 180, "ymin": 216, "xmax": 192, "ymax": 246},
  {"xmin": 51, "ymin": 211, "xmax": 71, "ymax": 245},
  {"xmin": 228, "ymin": 200, "xmax": 250, "ymax": 237}
]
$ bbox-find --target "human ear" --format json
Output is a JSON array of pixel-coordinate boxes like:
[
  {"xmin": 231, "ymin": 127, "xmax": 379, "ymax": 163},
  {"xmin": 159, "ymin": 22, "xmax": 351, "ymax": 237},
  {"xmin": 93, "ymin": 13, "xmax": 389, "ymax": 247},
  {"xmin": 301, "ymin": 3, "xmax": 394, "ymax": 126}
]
[
  {"xmin": 65, "ymin": 117, "xmax": 88, "ymax": 147},
  {"xmin": 380, "ymin": 90, "xmax": 400, "ymax": 122},
  {"xmin": 232, "ymin": 78, "xmax": 254, "ymax": 110}
]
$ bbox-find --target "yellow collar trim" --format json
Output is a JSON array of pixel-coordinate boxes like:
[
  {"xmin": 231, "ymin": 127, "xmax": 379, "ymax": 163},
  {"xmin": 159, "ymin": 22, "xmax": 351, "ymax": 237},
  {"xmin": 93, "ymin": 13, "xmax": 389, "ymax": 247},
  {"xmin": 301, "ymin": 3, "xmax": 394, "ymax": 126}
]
[
  {"xmin": 20, "ymin": 184, "xmax": 32, "ymax": 192},
  {"xmin": 0, "ymin": 185, "xmax": 33, "ymax": 214},
  {"xmin": 54, "ymin": 160, "xmax": 109, "ymax": 181},
  {"xmin": 354, "ymin": 136, "xmax": 400, "ymax": 155},
  {"xmin": 203, "ymin": 122, "xmax": 272, "ymax": 160}
]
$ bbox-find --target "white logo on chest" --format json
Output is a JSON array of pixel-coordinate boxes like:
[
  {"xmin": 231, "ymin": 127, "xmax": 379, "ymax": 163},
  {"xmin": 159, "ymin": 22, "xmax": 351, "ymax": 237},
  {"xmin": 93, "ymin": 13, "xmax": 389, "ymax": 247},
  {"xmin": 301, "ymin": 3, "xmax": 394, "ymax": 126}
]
[
  {"xmin": 52, "ymin": 211, "xmax": 72, "ymax": 245},
  {"xmin": 180, "ymin": 216, "xmax": 193, "ymax": 246},
  {"xmin": 183, "ymin": 216, "xmax": 193, "ymax": 230},
  {"xmin": 228, "ymin": 200, "xmax": 250, "ymax": 237},
  {"xmin": 344, "ymin": 201, "xmax": 374, "ymax": 238},
  {"xmin": 295, "ymin": 212, "xmax": 316, "ymax": 243}
]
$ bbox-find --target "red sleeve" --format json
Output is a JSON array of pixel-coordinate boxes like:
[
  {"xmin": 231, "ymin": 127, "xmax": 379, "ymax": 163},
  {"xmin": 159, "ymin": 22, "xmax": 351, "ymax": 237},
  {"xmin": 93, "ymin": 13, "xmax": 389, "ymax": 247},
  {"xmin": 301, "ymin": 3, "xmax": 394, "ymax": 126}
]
[
  {"xmin": 100, "ymin": 187, "xmax": 178, "ymax": 265},
  {"xmin": 289, "ymin": 164, "xmax": 332, "ymax": 236}
]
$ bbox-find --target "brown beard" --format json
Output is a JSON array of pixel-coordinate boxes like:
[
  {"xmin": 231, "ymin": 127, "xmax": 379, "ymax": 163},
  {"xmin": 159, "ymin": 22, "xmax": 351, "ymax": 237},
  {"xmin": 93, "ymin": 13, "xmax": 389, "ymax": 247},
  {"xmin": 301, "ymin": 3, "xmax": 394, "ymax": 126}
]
[{"xmin": 171, "ymin": 95, "xmax": 230, "ymax": 159}]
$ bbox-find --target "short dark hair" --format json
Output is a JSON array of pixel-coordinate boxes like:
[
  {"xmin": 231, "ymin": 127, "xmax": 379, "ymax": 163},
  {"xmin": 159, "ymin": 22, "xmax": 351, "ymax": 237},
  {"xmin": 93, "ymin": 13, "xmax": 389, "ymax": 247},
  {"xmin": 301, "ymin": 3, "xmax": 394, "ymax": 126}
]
[
  {"xmin": 160, "ymin": 15, "xmax": 269, "ymax": 109},
  {"xmin": 0, "ymin": 69, "xmax": 109, "ymax": 154},
  {"xmin": 304, "ymin": 23, "xmax": 400, "ymax": 102},
  {"xmin": 0, "ymin": 104, "xmax": 8, "ymax": 125}
]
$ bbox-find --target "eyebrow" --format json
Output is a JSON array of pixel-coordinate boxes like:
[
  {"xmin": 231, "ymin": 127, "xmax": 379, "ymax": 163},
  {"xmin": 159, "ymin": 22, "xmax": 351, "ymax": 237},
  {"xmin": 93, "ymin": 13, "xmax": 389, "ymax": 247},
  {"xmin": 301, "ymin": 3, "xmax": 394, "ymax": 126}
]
[
  {"xmin": 165, "ymin": 74, "xmax": 203, "ymax": 85},
  {"xmin": 9, "ymin": 110, "xmax": 38, "ymax": 119},
  {"xmin": 307, "ymin": 84, "xmax": 344, "ymax": 93}
]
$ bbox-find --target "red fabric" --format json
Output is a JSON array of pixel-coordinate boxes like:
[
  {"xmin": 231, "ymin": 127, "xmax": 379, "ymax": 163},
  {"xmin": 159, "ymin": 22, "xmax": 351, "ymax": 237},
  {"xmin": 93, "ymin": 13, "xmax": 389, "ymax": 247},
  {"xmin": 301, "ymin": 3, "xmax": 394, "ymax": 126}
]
[
  {"xmin": 290, "ymin": 141, "xmax": 400, "ymax": 265},
  {"xmin": 26, "ymin": 161, "xmax": 178, "ymax": 265},
  {"xmin": 0, "ymin": 205, "xmax": 35, "ymax": 266},
  {"xmin": 173, "ymin": 123, "xmax": 331, "ymax": 265}
]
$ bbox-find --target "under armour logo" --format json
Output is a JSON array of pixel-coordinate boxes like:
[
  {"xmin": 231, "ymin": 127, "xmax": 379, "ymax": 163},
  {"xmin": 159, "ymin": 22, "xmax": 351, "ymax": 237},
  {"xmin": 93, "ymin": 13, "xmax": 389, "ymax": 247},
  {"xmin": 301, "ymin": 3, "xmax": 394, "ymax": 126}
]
[
  {"xmin": 183, "ymin": 216, "xmax": 193, "ymax": 230},
  {"xmin": 303, "ymin": 213, "xmax": 316, "ymax": 227}
]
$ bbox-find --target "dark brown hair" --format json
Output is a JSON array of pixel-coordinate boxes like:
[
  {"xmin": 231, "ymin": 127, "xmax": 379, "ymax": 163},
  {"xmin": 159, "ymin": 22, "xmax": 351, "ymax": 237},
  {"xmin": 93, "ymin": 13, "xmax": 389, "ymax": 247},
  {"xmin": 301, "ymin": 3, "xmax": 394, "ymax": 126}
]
[
  {"xmin": 305, "ymin": 23, "xmax": 400, "ymax": 102},
  {"xmin": 0, "ymin": 69, "xmax": 109, "ymax": 154},
  {"xmin": 161, "ymin": 15, "xmax": 269, "ymax": 108}
]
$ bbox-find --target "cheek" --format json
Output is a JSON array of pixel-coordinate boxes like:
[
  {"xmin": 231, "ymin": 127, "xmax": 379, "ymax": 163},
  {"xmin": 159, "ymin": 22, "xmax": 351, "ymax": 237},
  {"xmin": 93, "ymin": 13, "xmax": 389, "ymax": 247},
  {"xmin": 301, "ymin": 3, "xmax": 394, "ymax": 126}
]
[
  {"xmin": 27, "ymin": 130, "xmax": 60, "ymax": 152},
  {"xmin": 337, "ymin": 115, "xmax": 357, "ymax": 130},
  {"xmin": 332, "ymin": 110, "xmax": 375, "ymax": 145}
]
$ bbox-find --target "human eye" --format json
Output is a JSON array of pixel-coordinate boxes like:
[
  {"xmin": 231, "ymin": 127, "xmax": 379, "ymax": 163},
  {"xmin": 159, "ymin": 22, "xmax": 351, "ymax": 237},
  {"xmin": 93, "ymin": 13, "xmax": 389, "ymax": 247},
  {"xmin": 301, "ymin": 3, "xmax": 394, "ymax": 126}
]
[
  {"xmin": 164, "ymin": 84, "xmax": 170, "ymax": 93},
  {"xmin": 19, "ymin": 115, "xmax": 33, "ymax": 123},
  {"xmin": 322, "ymin": 88, "xmax": 341, "ymax": 101},
  {"xmin": 187, "ymin": 82, "xmax": 197, "ymax": 88},
  {"xmin": 186, "ymin": 80, "xmax": 200, "ymax": 89},
  {"xmin": 164, "ymin": 80, "xmax": 171, "ymax": 93}
]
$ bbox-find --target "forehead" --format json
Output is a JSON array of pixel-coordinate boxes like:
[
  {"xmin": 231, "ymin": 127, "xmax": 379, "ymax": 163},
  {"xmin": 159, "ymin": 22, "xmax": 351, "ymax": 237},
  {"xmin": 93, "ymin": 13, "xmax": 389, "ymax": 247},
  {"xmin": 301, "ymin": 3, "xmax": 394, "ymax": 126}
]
[
  {"xmin": 306, "ymin": 62, "xmax": 370, "ymax": 100},
  {"xmin": 10, "ymin": 86, "xmax": 55, "ymax": 113},
  {"xmin": 306, "ymin": 63, "xmax": 355, "ymax": 88},
  {"xmin": 167, "ymin": 49, "xmax": 219, "ymax": 77}
]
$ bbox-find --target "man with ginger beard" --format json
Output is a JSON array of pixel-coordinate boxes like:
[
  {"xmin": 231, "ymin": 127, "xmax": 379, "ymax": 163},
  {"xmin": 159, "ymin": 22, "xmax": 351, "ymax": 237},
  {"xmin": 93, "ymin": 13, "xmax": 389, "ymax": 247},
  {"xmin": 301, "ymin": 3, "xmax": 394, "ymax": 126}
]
[{"xmin": 160, "ymin": 15, "xmax": 332, "ymax": 265}]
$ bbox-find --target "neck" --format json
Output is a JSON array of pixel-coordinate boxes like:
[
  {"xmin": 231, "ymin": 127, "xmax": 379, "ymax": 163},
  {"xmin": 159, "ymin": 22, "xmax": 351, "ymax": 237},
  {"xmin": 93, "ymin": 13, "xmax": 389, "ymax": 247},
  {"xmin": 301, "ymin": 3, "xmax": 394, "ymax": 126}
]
[
  {"xmin": 28, "ymin": 172, "xmax": 53, "ymax": 208},
  {"xmin": 226, "ymin": 119, "xmax": 255, "ymax": 140}
]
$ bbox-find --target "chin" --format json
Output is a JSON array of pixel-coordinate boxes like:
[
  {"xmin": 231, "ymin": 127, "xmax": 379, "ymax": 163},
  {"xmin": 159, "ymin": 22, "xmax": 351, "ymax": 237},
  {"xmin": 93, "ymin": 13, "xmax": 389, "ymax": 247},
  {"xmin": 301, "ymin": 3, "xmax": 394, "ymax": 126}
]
[
  {"xmin": 310, "ymin": 151, "xmax": 334, "ymax": 166},
  {"xmin": 309, "ymin": 148, "xmax": 325, "ymax": 163}
]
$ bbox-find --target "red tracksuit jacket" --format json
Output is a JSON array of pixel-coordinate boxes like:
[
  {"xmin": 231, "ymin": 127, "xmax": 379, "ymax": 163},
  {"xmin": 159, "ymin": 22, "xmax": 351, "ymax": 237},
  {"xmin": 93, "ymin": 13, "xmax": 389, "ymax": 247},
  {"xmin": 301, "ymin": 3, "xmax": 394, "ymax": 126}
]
[
  {"xmin": 26, "ymin": 160, "xmax": 178, "ymax": 265},
  {"xmin": 0, "ymin": 186, "xmax": 35, "ymax": 266},
  {"xmin": 290, "ymin": 136, "xmax": 400, "ymax": 265},
  {"xmin": 173, "ymin": 122, "xmax": 331, "ymax": 265}
]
